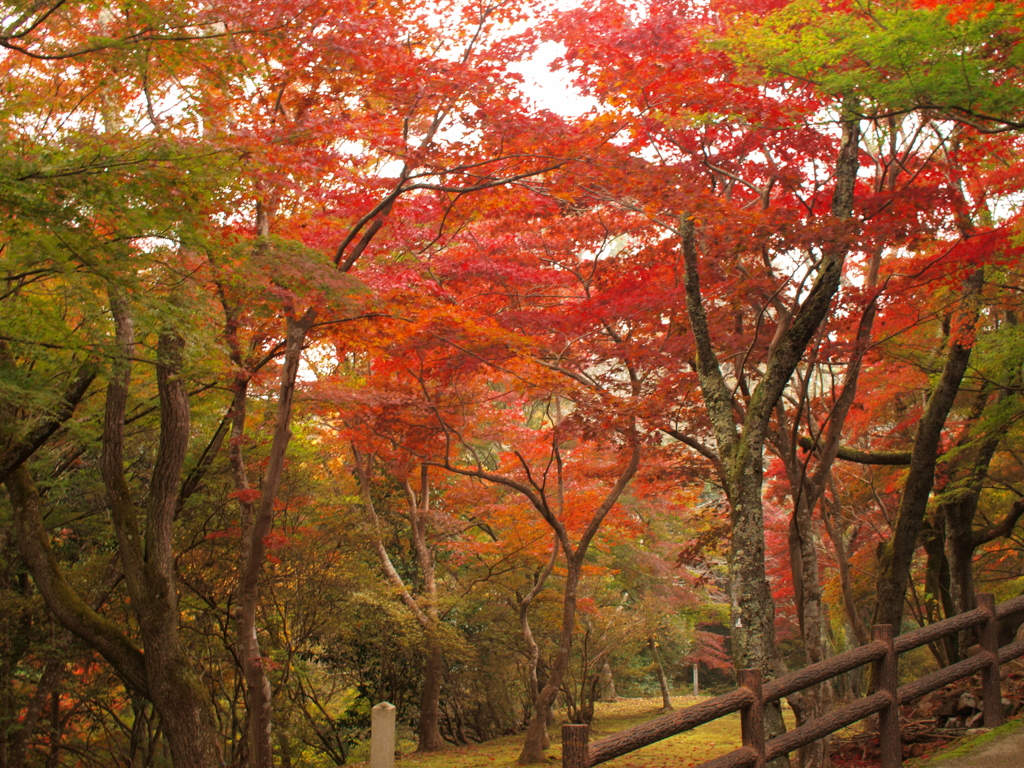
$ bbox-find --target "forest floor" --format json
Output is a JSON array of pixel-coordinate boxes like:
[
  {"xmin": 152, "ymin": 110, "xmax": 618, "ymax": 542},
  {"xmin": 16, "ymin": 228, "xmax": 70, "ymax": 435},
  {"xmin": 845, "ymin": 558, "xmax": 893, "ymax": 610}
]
[
  {"xmin": 905, "ymin": 718, "xmax": 1024, "ymax": 768},
  {"xmin": 349, "ymin": 695, "xmax": 755, "ymax": 768},
  {"xmin": 346, "ymin": 694, "xmax": 1024, "ymax": 768}
]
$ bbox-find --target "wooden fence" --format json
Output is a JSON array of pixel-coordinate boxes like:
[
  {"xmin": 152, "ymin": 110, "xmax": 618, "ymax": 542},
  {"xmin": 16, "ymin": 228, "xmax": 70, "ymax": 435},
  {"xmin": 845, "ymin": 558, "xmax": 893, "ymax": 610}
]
[{"xmin": 561, "ymin": 593, "xmax": 1024, "ymax": 768}]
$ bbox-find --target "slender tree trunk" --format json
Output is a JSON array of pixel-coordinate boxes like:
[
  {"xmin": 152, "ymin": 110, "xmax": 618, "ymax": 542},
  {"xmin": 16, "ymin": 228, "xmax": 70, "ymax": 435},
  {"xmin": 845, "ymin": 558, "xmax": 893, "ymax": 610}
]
[
  {"xmin": 278, "ymin": 731, "xmax": 293, "ymax": 768},
  {"xmin": 45, "ymin": 692, "xmax": 59, "ymax": 768},
  {"xmin": 873, "ymin": 270, "xmax": 982, "ymax": 630},
  {"xmin": 648, "ymin": 637, "xmax": 673, "ymax": 712},
  {"xmin": 236, "ymin": 310, "xmax": 316, "ymax": 768},
  {"xmin": 922, "ymin": 517, "xmax": 955, "ymax": 665},
  {"xmin": 7, "ymin": 655, "xmax": 64, "ymax": 768},
  {"xmin": 354, "ymin": 455, "xmax": 447, "ymax": 752},
  {"xmin": 518, "ymin": 560, "xmax": 583, "ymax": 765},
  {"xmin": 821, "ymin": 494, "xmax": 870, "ymax": 647},
  {"xmin": 428, "ymin": 409, "xmax": 639, "ymax": 764},
  {"xmin": 406, "ymin": 469, "xmax": 445, "ymax": 752},
  {"xmin": 788, "ymin": 504, "xmax": 832, "ymax": 768},
  {"xmin": 514, "ymin": 437, "xmax": 640, "ymax": 765},
  {"xmin": 518, "ymin": 536, "xmax": 558, "ymax": 749},
  {"xmin": 10, "ymin": 333, "xmax": 226, "ymax": 767},
  {"xmin": 946, "ymin": 518, "xmax": 977, "ymax": 619}
]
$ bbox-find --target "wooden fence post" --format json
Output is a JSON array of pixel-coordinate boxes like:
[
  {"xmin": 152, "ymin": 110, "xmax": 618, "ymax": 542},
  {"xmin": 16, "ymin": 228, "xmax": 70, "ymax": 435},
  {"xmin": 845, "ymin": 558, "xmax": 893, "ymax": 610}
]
[
  {"xmin": 977, "ymin": 593, "xmax": 1005, "ymax": 728},
  {"xmin": 738, "ymin": 669, "xmax": 765, "ymax": 768},
  {"xmin": 562, "ymin": 724, "xmax": 590, "ymax": 768},
  {"xmin": 872, "ymin": 625, "xmax": 901, "ymax": 768}
]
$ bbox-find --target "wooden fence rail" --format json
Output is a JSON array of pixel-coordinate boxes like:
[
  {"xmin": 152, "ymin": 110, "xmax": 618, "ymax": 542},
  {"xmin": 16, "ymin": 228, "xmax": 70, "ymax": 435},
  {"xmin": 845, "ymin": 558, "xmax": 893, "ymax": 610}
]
[{"xmin": 562, "ymin": 593, "xmax": 1024, "ymax": 768}]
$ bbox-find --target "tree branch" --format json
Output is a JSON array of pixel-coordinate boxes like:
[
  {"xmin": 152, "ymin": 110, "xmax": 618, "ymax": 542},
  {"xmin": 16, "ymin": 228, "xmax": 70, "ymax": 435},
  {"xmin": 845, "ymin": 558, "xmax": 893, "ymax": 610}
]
[
  {"xmin": 0, "ymin": 362, "xmax": 96, "ymax": 485},
  {"xmin": 797, "ymin": 435, "xmax": 912, "ymax": 465},
  {"xmin": 973, "ymin": 498, "xmax": 1024, "ymax": 547}
]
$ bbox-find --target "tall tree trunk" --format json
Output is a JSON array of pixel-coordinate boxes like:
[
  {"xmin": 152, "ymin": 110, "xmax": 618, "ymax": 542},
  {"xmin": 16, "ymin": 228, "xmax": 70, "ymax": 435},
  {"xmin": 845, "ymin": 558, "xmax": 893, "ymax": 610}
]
[
  {"xmin": 418, "ymin": 641, "xmax": 445, "ymax": 751},
  {"xmin": 873, "ymin": 269, "xmax": 983, "ymax": 630},
  {"xmin": 100, "ymin": 303, "xmax": 224, "ymax": 768},
  {"xmin": 773, "ymin": 231, "xmax": 885, "ymax": 768},
  {"xmin": 7, "ymin": 304, "xmax": 224, "ymax": 768},
  {"xmin": 680, "ymin": 105, "xmax": 860, "ymax": 763},
  {"xmin": 45, "ymin": 692, "xmax": 59, "ymax": 768},
  {"xmin": 236, "ymin": 310, "xmax": 317, "ymax": 768}
]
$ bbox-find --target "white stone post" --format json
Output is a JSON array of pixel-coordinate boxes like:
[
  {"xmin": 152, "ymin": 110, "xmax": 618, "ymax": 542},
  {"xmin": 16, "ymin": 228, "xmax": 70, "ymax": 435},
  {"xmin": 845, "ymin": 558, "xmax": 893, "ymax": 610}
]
[
  {"xmin": 370, "ymin": 701, "xmax": 396, "ymax": 768},
  {"xmin": 693, "ymin": 663, "xmax": 699, "ymax": 696}
]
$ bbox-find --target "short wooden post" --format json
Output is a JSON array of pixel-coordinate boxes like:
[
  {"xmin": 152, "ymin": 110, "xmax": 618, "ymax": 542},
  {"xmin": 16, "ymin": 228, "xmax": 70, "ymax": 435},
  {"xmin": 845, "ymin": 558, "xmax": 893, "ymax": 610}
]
[
  {"xmin": 562, "ymin": 724, "xmax": 590, "ymax": 768},
  {"xmin": 978, "ymin": 593, "xmax": 1005, "ymax": 728},
  {"xmin": 738, "ymin": 669, "xmax": 765, "ymax": 768},
  {"xmin": 693, "ymin": 663, "xmax": 699, "ymax": 696},
  {"xmin": 872, "ymin": 625, "xmax": 901, "ymax": 768},
  {"xmin": 370, "ymin": 702, "xmax": 396, "ymax": 768}
]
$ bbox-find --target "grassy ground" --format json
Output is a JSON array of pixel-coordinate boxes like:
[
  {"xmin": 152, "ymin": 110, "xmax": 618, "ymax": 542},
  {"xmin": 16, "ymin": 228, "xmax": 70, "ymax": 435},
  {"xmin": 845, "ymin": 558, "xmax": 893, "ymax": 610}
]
[
  {"xmin": 349, "ymin": 696, "xmax": 747, "ymax": 768},
  {"xmin": 907, "ymin": 718, "xmax": 1024, "ymax": 767}
]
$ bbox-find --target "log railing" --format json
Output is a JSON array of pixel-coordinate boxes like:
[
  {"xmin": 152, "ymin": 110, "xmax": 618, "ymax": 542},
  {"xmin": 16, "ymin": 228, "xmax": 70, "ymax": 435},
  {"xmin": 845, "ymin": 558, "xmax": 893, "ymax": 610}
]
[{"xmin": 561, "ymin": 593, "xmax": 1024, "ymax": 768}]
